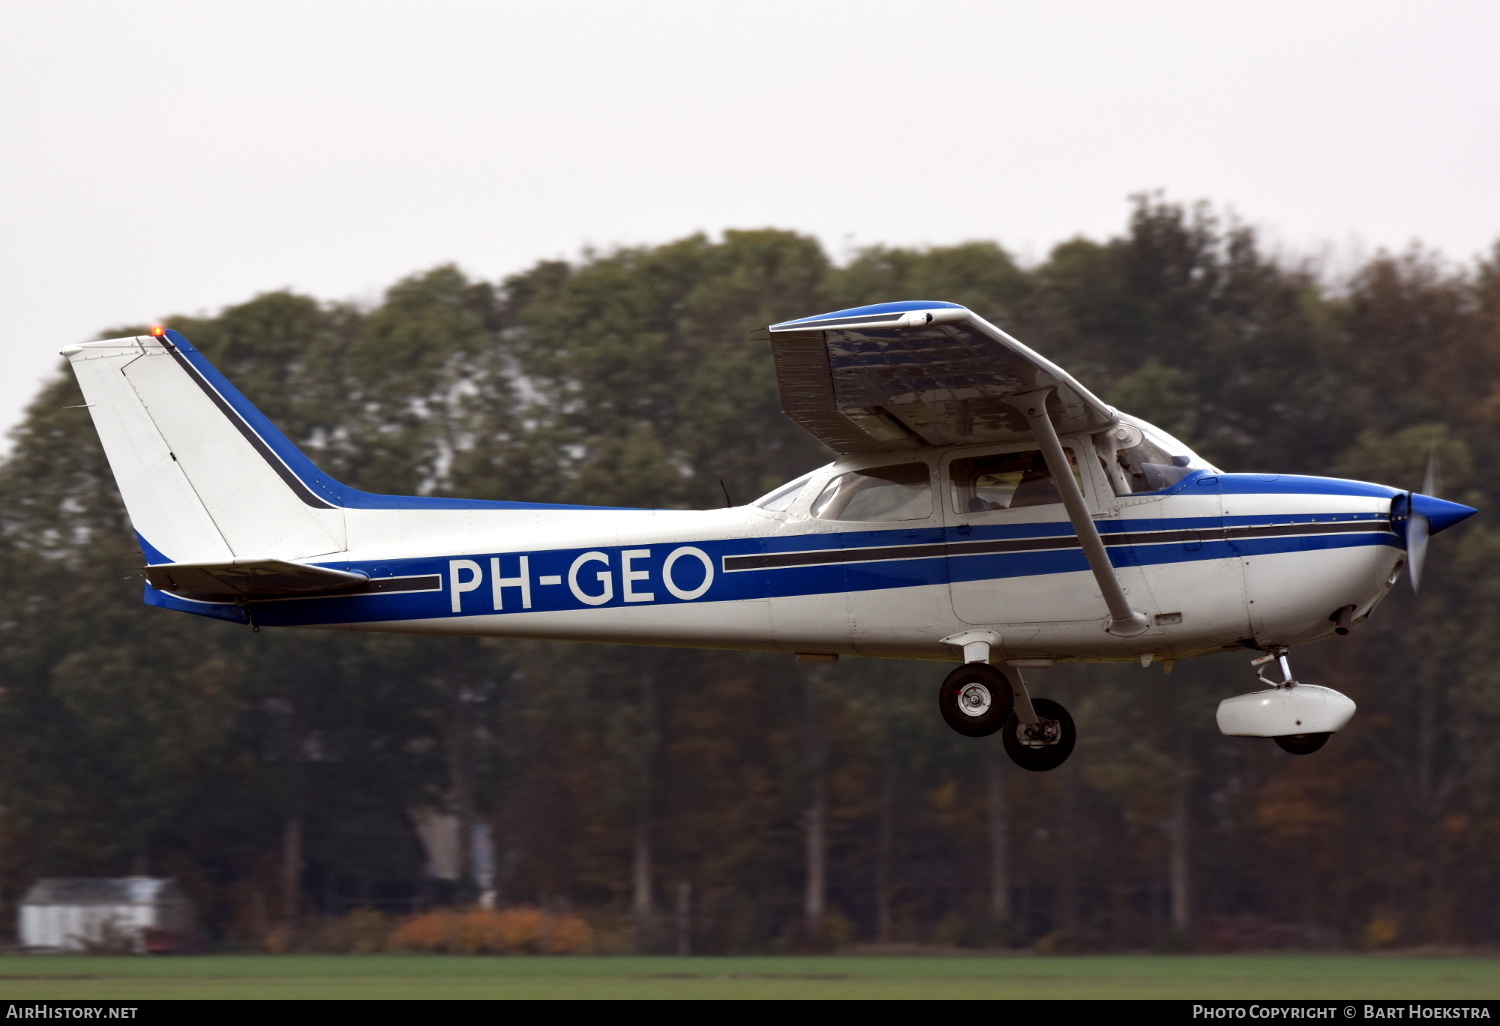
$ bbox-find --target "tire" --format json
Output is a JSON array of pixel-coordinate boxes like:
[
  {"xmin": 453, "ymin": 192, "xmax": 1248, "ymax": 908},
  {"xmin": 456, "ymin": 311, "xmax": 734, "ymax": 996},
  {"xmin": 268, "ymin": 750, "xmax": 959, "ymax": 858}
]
[
  {"xmin": 937, "ymin": 663, "xmax": 1014, "ymax": 737},
  {"xmin": 1274, "ymin": 732, "xmax": 1330, "ymax": 755},
  {"xmin": 1001, "ymin": 698, "xmax": 1076, "ymax": 772}
]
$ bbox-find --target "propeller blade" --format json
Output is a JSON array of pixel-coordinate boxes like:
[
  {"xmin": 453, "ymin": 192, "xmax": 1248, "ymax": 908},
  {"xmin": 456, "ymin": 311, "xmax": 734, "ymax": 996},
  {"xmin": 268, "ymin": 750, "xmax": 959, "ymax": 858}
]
[
  {"xmin": 1408, "ymin": 509, "xmax": 1430, "ymax": 592},
  {"xmin": 1410, "ymin": 442, "xmax": 1442, "ymax": 592}
]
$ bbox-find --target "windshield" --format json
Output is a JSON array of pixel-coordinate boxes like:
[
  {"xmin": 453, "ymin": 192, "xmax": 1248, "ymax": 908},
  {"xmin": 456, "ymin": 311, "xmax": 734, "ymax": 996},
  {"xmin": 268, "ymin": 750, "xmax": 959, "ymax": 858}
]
[{"xmin": 1094, "ymin": 416, "xmax": 1218, "ymax": 495}]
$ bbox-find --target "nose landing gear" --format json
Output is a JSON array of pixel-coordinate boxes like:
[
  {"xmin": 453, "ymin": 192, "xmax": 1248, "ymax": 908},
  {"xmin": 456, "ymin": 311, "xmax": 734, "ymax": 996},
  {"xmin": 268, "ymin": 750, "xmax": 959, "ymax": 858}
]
[
  {"xmin": 1215, "ymin": 646, "xmax": 1356, "ymax": 755},
  {"xmin": 1273, "ymin": 732, "xmax": 1329, "ymax": 755}
]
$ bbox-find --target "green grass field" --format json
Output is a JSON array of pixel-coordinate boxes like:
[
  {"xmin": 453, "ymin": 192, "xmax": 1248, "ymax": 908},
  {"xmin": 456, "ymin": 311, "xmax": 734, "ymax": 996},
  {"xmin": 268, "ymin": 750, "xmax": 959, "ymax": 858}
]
[{"xmin": 0, "ymin": 953, "xmax": 1497, "ymax": 999}]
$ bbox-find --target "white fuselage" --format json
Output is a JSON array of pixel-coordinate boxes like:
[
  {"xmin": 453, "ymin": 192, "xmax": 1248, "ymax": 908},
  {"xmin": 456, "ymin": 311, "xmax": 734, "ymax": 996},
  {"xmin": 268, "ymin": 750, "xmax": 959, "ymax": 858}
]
[{"xmin": 228, "ymin": 442, "xmax": 1404, "ymax": 666}]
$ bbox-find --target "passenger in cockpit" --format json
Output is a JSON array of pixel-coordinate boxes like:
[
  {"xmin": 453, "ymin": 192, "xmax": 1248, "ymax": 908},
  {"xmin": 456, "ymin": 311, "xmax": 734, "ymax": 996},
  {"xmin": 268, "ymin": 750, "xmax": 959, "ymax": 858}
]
[{"xmin": 1009, "ymin": 451, "xmax": 1063, "ymax": 508}]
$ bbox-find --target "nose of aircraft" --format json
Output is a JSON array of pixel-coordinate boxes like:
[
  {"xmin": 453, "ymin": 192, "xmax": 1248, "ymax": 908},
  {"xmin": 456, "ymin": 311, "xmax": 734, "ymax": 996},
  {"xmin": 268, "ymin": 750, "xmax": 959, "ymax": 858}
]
[{"xmin": 1410, "ymin": 493, "xmax": 1478, "ymax": 535}]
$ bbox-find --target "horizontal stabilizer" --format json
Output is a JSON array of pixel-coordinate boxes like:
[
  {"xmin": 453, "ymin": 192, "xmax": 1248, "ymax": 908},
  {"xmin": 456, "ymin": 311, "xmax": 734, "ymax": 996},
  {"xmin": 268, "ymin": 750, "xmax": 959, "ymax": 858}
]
[{"xmin": 144, "ymin": 560, "xmax": 369, "ymax": 602}]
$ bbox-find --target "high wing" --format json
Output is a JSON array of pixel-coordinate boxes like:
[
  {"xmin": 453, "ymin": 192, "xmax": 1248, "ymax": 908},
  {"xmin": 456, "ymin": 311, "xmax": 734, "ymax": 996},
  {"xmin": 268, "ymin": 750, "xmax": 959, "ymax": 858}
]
[
  {"xmin": 760, "ymin": 301, "xmax": 1117, "ymax": 454},
  {"xmin": 143, "ymin": 559, "xmax": 369, "ymax": 602}
]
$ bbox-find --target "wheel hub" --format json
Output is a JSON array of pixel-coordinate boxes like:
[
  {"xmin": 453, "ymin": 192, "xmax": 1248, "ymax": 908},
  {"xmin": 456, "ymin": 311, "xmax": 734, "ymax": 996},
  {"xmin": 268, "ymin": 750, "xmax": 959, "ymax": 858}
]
[
  {"xmin": 1019, "ymin": 718, "xmax": 1061, "ymax": 747},
  {"xmin": 957, "ymin": 682, "xmax": 992, "ymax": 717}
]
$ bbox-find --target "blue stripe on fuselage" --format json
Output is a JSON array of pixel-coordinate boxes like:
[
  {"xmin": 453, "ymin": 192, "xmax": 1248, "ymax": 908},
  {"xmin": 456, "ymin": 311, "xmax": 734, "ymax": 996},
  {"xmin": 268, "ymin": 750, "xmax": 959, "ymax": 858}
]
[
  {"xmin": 147, "ymin": 526, "xmax": 1400, "ymax": 627},
  {"xmin": 143, "ymin": 519, "xmax": 1398, "ymax": 632},
  {"xmin": 1213, "ymin": 473, "xmax": 1400, "ymax": 499}
]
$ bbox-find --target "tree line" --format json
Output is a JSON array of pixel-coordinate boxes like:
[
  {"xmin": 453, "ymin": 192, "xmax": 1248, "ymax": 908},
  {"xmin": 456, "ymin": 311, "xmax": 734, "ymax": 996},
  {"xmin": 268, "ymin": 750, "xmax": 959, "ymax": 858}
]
[{"xmin": 2, "ymin": 196, "xmax": 1498, "ymax": 950}]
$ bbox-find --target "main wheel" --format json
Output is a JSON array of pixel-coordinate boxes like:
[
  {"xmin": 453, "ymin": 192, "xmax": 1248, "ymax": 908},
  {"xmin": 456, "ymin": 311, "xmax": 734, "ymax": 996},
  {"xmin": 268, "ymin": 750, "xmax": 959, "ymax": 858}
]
[
  {"xmin": 1274, "ymin": 732, "xmax": 1330, "ymax": 755},
  {"xmin": 937, "ymin": 663, "xmax": 1014, "ymax": 737},
  {"xmin": 1001, "ymin": 698, "xmax": 1076, "ymax": 772}
]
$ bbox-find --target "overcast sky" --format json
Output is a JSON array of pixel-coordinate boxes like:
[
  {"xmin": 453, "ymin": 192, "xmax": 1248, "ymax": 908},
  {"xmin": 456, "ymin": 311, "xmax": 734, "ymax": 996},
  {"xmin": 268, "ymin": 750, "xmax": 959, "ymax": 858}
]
[{"xmin": 1, "ymin": 0, "xmax": 1497, "ymax": 436}]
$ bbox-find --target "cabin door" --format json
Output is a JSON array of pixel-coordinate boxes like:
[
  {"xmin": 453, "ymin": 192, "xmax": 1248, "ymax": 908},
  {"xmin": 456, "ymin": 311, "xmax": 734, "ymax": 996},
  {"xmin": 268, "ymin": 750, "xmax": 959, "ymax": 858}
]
[{"xmin": 943, "ymin": 442, "xmax": 1125, "ymax": 626}]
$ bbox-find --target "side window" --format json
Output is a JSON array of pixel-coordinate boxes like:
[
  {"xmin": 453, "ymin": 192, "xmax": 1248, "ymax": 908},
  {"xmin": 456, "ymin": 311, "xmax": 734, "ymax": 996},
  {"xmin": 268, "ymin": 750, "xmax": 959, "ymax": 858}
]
[
  {"xmin": 951, "ymin": 449, "xmax": 1079, "ymax": 513},
  {"xmin": 810, "ymin": 463, "xmax": 933, "ymax": 522}
]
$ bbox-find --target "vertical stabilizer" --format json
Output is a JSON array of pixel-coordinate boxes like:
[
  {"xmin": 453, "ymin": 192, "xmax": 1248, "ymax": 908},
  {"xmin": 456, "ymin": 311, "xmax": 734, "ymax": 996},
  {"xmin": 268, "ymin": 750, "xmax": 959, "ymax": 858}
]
[{"xmin": 64, "ymin": 333, "xmax": 346, "ymax": 564}]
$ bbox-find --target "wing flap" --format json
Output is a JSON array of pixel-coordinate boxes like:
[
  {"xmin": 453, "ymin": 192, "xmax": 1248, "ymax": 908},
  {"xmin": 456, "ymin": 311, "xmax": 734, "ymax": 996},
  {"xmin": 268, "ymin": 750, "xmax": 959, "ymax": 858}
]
[
  {"xmin": 762, "ymin": 329, "xmax": 916, "ymax": 455},
  {"xmin": 144, "ymin": 559, "xmax": 369, "ymax": 602}
]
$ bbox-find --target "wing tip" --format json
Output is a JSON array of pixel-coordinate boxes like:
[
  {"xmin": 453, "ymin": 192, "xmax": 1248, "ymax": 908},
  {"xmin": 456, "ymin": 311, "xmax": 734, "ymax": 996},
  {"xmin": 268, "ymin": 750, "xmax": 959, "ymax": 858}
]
[{"xmin": 770, "ymin": 300, "xmax": 969, "ymax": 332}]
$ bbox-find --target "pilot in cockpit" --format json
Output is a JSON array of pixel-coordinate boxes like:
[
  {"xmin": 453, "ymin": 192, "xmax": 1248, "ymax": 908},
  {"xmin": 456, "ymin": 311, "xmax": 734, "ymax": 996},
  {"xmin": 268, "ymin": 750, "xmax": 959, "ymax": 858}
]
[
  {"xmin": 1008, "ymin": 451, "xmax": 1063, "ymax": 508},
  {"xmin": 958, "ymin": 448, "xmax": 1072, "ymax": 512}
]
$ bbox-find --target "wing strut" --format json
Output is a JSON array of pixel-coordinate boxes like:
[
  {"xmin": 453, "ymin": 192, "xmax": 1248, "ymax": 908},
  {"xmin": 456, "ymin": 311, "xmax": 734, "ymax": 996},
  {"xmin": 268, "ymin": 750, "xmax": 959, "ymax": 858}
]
[{"xmin": 1006, "ymin": 390, "xmax": 1150, "ymax": 637}]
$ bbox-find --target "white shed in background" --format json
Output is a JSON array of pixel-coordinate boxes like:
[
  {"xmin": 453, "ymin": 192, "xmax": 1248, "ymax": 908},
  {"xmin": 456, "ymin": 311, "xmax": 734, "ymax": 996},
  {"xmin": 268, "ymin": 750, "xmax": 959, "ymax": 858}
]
[{"xmin": 19, "ymin": 878, "xmax": 193, "ymax": 952}]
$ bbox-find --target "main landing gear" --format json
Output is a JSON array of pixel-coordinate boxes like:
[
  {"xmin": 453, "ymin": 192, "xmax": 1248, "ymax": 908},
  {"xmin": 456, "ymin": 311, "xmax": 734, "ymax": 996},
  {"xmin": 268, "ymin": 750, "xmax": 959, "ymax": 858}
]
[
  {"xmin": 1001, "ymin": 696, "xmax": 1077, "ymax": 772},
  {"xmin": 937, "ymin": 636, "xmax": 1076, "ymax": 772},
  {"xmin": 938, "ymin": 663, "xmax": 1012, "ymax": 737}
]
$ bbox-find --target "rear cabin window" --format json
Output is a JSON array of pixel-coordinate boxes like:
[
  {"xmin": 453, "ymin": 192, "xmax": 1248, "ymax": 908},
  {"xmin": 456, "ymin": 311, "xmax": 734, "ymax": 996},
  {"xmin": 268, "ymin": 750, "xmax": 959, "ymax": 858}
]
[
  {"xmin": 950, "ymin": 449, "xmax": 1079, "ymax": 513},
  {"xmin": 752, "ymin": 471, "xmax": 816, "ymax": 512},
  {"xmin": 810, "ymin": 463, "xmax": 933, "ymax": 522}
]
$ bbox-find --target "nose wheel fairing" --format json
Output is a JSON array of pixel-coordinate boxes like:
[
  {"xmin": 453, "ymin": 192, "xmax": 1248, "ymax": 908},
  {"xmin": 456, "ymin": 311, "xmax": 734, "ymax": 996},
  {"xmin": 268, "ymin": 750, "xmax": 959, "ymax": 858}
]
[
  {"xmin": 1216, "ymin": 684, "xmax": 1356, "ymax": 738},
  {"xmin": 1215, "ymin": 647, "xmax": 1356, "ymax": 755}
]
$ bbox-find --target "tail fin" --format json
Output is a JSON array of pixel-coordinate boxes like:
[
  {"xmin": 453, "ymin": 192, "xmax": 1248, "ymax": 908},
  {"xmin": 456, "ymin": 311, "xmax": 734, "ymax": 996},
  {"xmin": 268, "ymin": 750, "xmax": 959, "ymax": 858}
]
[{"xmin": 64, "ymin": 330, "xmax": 346, "ymax": 564}]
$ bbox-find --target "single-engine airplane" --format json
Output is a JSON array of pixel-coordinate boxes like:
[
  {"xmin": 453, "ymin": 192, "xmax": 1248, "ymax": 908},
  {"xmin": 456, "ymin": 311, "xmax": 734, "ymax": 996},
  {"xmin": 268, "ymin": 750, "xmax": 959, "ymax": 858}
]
[{"xmin": 63, "ymin": 300, "xmax": 1476, "ymax": 771}]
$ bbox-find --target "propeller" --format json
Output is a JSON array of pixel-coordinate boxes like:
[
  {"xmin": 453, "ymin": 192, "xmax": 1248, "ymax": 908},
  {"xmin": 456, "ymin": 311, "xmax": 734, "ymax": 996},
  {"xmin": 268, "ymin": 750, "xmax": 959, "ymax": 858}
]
[
  {"xmin": 1384, "ymin": 434, "xmax": 1478, "ymax": 593},
  {"xmin": 1407, "ymin": 446, "xmax": 1438, "ymax": 592}
]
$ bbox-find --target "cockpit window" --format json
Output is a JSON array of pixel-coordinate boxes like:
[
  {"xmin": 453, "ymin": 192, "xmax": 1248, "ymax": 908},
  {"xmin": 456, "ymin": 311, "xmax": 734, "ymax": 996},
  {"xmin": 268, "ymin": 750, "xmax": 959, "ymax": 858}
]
[
  {"xmin": 1094, "ymin": 421, "xmax": 1206, "ymax": 495},
  {"xmin": 950, "ymin": 449, "xmax": 1079, "ymax": 513},
  {"xmin": 752, "ymin": 471, "xmax": 816, "ymax": 512},
  {"xmin": 811, "ymin": 463, "xmax": 932, "ymax": 522}
]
